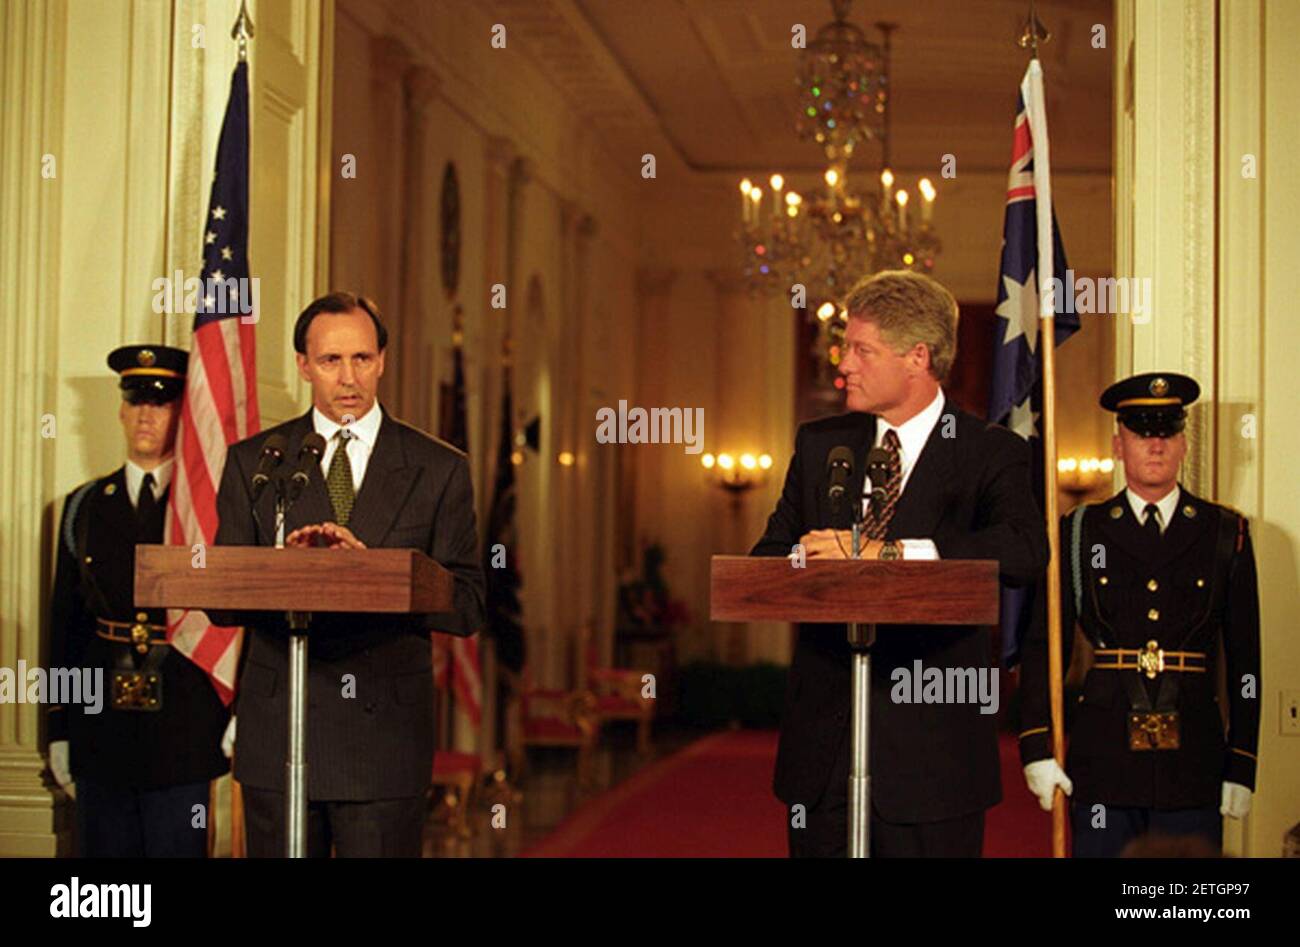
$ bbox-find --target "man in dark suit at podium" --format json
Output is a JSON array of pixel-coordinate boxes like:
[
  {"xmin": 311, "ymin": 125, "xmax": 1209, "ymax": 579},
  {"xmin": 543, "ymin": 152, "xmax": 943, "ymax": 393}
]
[
  {"xmin": 214, "ymin": 292, "xmax": 484, "ymax": 857},
  {"xmin": 752, "ymin": 270, "xmax": 1048, "ymax": 857}
]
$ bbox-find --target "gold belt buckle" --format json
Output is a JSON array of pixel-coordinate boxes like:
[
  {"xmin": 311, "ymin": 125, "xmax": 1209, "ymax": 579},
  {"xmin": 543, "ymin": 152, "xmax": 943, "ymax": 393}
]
[
  {"xmin": 129, "ymin": 612, "xmax": 152, "ymax": 655},
  {"xmin": 111, "ymin": 671, "xmax": 162, "ymax": 711},
  {"xmin": 1128, "ymin": 711, "xmax": 1180, "ymax": 751},
  {"xmin": 1137, "ymin": 639, "xmax": 1164, "ymax": 679}
]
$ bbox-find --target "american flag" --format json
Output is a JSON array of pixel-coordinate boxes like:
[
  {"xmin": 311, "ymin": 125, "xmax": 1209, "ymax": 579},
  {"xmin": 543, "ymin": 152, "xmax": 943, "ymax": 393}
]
[
  {"xmin": 435, "ymin": 330, "xmax": 482, "ymax": 725},
  {"xmin": 165, "ymin": 61, "xmax": 259, "ymax": 704},
  {"xmin": 988, "ymin": 59, "xmax": 1079, "ymax": 667}
]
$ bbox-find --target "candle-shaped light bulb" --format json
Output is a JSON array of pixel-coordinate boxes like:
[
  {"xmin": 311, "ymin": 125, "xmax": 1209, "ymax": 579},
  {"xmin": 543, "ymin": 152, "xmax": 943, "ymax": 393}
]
[
  {"xmin": 824, "ymin": 168, "xmax": 840, "ymax": 188},
  {"xmin": 896, "ymin": 189, "xmax": 909, "ymax": 233},
  {"xmin": 769, "ymin": 173, "xmax": 784, "ymax": 192},
  {"xmin": 918, "ymin": 177, "xmax": 936, "ymax": 225},
  {"xmin": 740, "ymin": 178, "xmax": 753, "ymax": 225}
]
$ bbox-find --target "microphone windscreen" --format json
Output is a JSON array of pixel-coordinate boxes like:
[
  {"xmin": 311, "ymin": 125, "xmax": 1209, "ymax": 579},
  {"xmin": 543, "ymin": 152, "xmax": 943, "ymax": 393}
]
[
  {"xmin": 262, "ymin": 432, "xmax": 288, "ymax": 458},
  {"xmin": 300, "ymin": 431, "xmax": 327, "ymax": 458}
]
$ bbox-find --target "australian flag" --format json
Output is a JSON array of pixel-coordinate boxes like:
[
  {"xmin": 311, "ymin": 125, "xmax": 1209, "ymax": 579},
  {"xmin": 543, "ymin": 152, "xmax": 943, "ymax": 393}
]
[{"xmin": 989, "ymin": 60, "xmax": 1080, "ymax": 668}]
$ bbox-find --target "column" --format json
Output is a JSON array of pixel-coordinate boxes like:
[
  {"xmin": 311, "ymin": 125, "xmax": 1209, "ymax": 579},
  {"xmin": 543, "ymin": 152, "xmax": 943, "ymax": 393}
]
[
  {"xmin": 397, "ymin": 64, "xmax": 442, "ymax": 432},
  {"xmin": 0, "ymin": 0, "xmax": 65, "ymax": 857}
]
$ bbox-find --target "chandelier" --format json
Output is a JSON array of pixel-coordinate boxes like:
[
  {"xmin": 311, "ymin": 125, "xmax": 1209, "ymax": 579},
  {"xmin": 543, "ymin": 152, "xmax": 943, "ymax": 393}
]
[{"xmin": 739, "ymin": 5, "xmax": 941, "ymax": 305}]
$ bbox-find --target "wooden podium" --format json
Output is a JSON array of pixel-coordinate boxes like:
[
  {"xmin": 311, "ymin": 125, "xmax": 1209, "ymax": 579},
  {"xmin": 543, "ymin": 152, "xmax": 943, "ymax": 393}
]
[
  {"xmin": 135, "ymin": 544, "xmax": 454, "ymax": 857},
  {"xmin": 710, "ymin": 554, "xmax": 999, "ymax": 857}
]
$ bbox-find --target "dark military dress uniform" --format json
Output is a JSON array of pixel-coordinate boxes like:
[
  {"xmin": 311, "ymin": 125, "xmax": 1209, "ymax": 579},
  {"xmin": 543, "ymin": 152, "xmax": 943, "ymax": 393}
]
[
  {"xmin": 48, "ymin": 346, "xmax": 229, "ymax": 857},
  {"xmin": 1019, "ymin": 373, "xmax": 1261, "ymax": 857}
]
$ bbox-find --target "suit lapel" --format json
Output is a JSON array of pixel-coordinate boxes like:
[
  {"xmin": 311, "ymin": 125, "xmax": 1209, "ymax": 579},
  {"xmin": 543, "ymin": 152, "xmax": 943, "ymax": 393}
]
[
  {"xmin": 345, "ymin": 410, "xmax": 420, "ymax": 547},
  {"xmin": 886, "ymin": 396, "xmax": 956, "ymax": 540}
]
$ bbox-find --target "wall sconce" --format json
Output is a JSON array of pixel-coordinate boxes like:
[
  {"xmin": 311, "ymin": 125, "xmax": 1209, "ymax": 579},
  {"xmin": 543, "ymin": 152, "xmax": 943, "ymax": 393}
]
[
  {"xmin": 702, "ymin": 451, "xmax": 773, "ymax": 495},
  {"xmin": 1057, "ymin": 456, "xmax": 1114, "ymax": 498}
]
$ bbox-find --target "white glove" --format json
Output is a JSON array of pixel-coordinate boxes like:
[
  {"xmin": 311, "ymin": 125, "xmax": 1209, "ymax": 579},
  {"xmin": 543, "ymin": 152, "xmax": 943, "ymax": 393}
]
[
  {"xmin": 1023, "ymin": 759, "xmax": 1073, "ymax": 812},
  {"xmin": 1220, "ymin": 781, "xmax": 1252, "ymax": 819},
  {"xmin": 221, "ymin": 717, "xmax": 237, "ymax": 759},
  {"xmin": 49, "ymin": 740, "xmax": 75, "ymax": 799}
]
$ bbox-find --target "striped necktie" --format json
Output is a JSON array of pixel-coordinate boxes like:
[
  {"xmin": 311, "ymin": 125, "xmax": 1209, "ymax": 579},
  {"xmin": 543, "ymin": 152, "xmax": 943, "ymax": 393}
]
[
  {"xmin": 864, "ymin": 429, "xmax": 902, "ymax": 541},
  {"xmin": 326, "ymin": 430, "xmax": 355, "ymax": 526}
]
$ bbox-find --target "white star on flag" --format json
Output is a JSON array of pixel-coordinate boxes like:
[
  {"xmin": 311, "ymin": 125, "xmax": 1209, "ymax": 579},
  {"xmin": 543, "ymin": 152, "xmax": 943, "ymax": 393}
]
[
  {"xmin": 995, "ymin": 268, "xmax": 1040, "ymax": 352},
  {"xmin": 204, "ymin": 231, "xmax": 216, "ymax": 245},
  {"xmin": 1008, "ymin": 396, "xmax": 1039, "ymax": 440},
  {"xmin": 212, "ymin": 206, "xmax": 227, "ymax": 220}
]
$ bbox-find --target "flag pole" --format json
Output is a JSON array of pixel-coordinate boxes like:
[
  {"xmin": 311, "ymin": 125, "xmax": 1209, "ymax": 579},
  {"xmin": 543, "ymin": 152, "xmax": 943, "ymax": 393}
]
[
  {"xmin": 1019, "ymin": 2, "xmax": 1067, "ymax": 858},
  {"xmin": 1040, "ymin": 242, "xmax": 1067, "ymax": 859}
]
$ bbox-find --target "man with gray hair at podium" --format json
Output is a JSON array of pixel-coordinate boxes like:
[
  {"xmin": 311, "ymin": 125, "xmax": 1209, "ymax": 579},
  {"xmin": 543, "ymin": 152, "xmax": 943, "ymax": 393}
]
[
  {"xmin": 752, "ymin": 270, "xmax": 1048, "ymax": 857},
  {"xmin": 214, "ymin": 292, "xmax": 485, "ymax": 857}
]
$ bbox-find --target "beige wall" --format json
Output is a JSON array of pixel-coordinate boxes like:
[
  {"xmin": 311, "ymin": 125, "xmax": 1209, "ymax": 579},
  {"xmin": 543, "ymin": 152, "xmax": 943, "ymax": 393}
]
[{"xmin": 1116, "ymin": 0, "xmax": 1300, "ymax": 857}]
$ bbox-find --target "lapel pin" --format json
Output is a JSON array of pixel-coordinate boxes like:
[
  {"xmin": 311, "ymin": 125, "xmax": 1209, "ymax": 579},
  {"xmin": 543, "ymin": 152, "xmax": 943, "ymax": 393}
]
[
  {"xmin": 1183, "ymin": 504, "xmax": 1197, "ymax": 518},
  {"xmin": 1110, "ymin": 506, "xmax": 1123, "ymax": 519},
  {"xmin": 104, "ymin": 483, "xmax": 117, "ymax": 495}
]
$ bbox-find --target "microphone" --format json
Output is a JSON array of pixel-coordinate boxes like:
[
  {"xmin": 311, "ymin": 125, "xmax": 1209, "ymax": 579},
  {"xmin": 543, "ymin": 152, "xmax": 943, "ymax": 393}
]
[
  {"xmin": 826, "ymin": 446, "xmax": 854, "ymax": 513},
  {"xmin": 286, "ymin": 432, "xmax": 327, "ymax": 503},
  {"xmin": 866, "ymin": 445, "xmax": 892, "ymax": 510},
  {"xmin": 250, "ymin": 433, "xmax": 288, "ymax": 504}
]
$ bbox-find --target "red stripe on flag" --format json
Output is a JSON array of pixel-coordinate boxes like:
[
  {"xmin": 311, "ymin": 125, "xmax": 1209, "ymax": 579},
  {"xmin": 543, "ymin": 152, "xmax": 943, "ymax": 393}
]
[
  {"xmin": 177, "ymin": 397, "xmax": 220, "ymax": 540},
  {"xmin": 195, "ymin": 321, "xmax": 241, "ymax": 445}
]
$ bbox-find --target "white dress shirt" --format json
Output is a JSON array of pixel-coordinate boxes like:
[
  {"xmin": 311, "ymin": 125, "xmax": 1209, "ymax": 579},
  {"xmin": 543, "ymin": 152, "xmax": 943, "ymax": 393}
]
[
  {"xmin": 124, "ymin": 457, "xmax": 174, "ymax": 509},
  {"xmin": 1125, "ymin": 484, "xmax": 1180, "ymax": 534},
  {"xmin": 861, "ymin": 388, "xmax": 945, "ymax": 559},
  {"xmin": 313, "ymin": 403, "xmax": 383, "ymax": 492}
]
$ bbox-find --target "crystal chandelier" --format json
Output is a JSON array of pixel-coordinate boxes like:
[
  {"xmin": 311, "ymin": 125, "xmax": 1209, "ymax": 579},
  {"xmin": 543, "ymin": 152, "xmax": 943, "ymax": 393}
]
[{"xmin": 739, "ymin": 7, "xmax": 941, "ymax": 304}]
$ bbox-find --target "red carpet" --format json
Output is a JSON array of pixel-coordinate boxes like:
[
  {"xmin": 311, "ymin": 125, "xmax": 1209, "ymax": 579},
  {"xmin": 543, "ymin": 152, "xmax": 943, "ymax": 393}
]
[
  {"xmin": 523, "ymin": 729, "xmax": 1053, "ymax": 857},
  {"xmin": 522, "ymin": 730, "xmax": 788, "ymax": 857}
]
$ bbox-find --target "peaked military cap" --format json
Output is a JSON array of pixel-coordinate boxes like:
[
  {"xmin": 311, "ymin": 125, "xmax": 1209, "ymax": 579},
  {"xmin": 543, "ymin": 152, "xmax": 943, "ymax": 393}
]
[
  {"xmin": 1100, "ymin": 371, "xmax": 1199, "ymax": 438},
  {"xmin": 107, "ymin": 344, "xmax": 188, "ymax": 405}
]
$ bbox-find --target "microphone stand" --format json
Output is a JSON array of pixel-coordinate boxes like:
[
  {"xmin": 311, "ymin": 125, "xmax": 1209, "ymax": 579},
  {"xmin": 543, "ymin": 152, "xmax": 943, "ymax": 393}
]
[
  {"xmin": 272, "ymin": 470, "xmax": 311, "ymax": 858},
  {"xmin": 847, "ymin": 500, "xmax": 877, "ymax": 858}
]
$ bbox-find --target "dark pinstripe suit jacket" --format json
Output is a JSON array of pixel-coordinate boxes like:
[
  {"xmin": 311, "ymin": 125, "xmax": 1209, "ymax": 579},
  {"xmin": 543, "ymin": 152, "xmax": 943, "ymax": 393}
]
[{"xmin": 214, "ymin": 407, "xmax": 485, "ymax": 800}]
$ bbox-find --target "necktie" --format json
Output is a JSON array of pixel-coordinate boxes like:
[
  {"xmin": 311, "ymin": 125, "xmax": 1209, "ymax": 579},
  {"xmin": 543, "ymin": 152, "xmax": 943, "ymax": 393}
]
[
  {"xmin": 864, "ymin": 429, "xmax": 902, "ymax": 541},
  {"xmin": 326, "ymin": 430, "xmax": 355, "ymax": 526},
  {"xmin": 137, "ymin": 472, "xmax": 158, "ymax": 525},
  {"xmin": 1143, "ymin": 502, "xmax": 1162, "ymax": 544}
]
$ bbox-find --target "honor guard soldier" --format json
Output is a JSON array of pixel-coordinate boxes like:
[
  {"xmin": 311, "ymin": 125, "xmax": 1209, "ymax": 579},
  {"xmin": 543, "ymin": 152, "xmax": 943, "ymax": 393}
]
[
  {"xmin": 1018, "ymin": 372, "xmax": 1261, "ymax": 857},
  {"xmin": 47, "ymin": 345, "xmax": 230, "ymax": 857}
]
